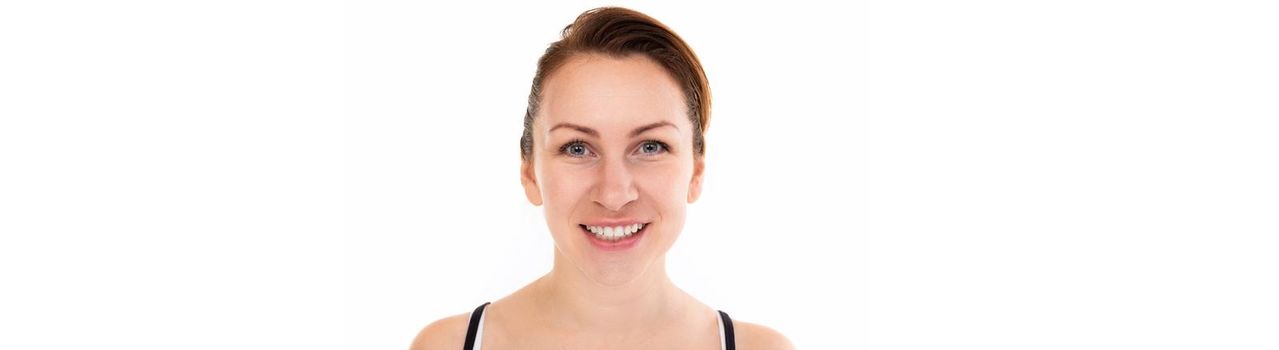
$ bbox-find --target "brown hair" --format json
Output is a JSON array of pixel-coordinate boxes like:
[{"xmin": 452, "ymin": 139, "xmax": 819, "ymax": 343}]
[{"xmin": 519, "ymin": 7, "xmax": 711, "ymax": 162}]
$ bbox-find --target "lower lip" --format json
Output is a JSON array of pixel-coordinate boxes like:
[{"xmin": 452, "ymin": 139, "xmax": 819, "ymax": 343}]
[{"xmin": 581, "ymin": 224, "xmax": 647, "ymax": 251}]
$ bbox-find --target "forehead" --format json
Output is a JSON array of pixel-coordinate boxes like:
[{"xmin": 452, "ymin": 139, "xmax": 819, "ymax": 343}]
[{"xmin": 537, "ymin": 54, "xmax": 688, "ymax": 132}]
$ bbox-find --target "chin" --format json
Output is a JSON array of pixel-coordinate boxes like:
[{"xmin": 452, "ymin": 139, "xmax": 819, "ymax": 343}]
[
  {"xmin": 579, "ymin": 245, "xmax": 662, "ymax": 286},
  {"xmin": 584, "ymin": 261, "xmax": 650, "ymax": 287}
]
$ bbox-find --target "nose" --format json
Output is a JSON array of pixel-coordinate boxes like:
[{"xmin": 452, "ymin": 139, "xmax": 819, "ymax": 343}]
[{"xmin": 592, "ymin": 157, "xmax": 638, "ymax": 212}]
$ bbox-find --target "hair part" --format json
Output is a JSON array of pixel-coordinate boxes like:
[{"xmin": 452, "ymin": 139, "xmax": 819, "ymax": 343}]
[{"xmin": 520, "ymin": 7, "xmax": 711, "ymax": 162}]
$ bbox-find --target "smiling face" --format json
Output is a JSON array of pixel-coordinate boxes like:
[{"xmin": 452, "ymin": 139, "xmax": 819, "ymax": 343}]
[{"xmin": 520, "ymin": 53, "xmax": 705, "ymax": 286}]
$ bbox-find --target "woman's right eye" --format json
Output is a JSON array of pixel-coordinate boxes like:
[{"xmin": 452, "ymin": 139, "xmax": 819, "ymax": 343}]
[{"xmin": 560, "ymin": 140, "xmax": 593, "ymax": 158}]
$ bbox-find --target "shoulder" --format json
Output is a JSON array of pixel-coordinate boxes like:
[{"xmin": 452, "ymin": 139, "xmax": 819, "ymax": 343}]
[
  {"xmin": 732, "ymin": 319, "xmax": 795, "ymax": 350},
  {"xmin": 409, "ymin": 312, "xmax": 471, "ymax": 350}
]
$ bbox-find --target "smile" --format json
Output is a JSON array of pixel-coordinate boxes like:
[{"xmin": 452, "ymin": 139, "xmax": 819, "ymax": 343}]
[{"xmin": 581, "ymin": 222, "xmax": 647, "ymax": 241}]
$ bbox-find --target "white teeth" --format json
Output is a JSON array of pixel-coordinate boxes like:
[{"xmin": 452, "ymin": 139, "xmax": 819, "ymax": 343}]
[{"xmin": 585, "ymin": 223, "xmax": 645, "ymax": 241}]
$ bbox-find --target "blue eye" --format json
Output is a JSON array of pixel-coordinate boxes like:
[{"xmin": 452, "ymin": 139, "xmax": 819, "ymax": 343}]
[
  {"xmin": 559, "ymin": 140, "xmax": 593, "ymax": 157},
  {"xmin": 638, "ymin": 140, "xmax": 668, "ymax": 155}
]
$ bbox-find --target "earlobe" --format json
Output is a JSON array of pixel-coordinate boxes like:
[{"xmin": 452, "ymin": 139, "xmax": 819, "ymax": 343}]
[
  {"xmin": 521, "ymin": 161, "xmax": 543, "ymax": 206},
  {"xmin": 687, "ymin": 178, "xmax": 702, "ymax": 203},
  {"xmin": 687, "ymin": 157, "xmax": 705, "ymax": 203}
]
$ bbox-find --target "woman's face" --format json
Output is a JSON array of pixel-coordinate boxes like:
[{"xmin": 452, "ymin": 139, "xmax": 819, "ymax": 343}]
[{"xmin": 521, "ymin": 54, "xmax": 705, "ymax": 286}]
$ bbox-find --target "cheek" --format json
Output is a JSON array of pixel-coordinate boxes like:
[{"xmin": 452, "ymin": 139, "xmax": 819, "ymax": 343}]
[
  {"xmin": 537, "ymin": 164, "xmax": 600, "ymax": 241},
  {"xmin": 542, "ymin": 173, "xmax": 579, "ymax": 200},
  {"xmin": 539, "ymin": 167, "xmax": 589, "ymax": 213},
  {"xmin": 633, "ymin": 161, "xmax": 691, "ymax": 205}
]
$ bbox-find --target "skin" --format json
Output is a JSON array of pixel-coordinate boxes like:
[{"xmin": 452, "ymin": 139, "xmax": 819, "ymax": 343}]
[{"xmin": 412, "ymin": 54, "xmax": 794, "ymax": 350}]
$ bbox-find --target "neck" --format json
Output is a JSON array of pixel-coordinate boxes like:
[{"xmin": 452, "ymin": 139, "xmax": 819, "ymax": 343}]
[{"xmin": 531, "ymin": 250, "xmax": 685, "ymax": 333}]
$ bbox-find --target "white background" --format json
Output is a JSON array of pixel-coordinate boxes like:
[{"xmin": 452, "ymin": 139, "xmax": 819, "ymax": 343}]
[{"xmin": 2, "ymin": 1, "xmax": 1276, "ymax": 349}]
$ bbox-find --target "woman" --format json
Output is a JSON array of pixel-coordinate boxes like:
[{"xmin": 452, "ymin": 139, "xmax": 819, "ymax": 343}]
[{"xmin": 412, "ymin": 7, "xmax": 793, "ymax": 350}]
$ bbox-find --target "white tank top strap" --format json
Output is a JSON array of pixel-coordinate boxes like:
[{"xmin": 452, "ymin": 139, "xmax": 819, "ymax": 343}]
[{"xmin": 717, "ymin": 310, "xmax": 727, "ymax": 350}]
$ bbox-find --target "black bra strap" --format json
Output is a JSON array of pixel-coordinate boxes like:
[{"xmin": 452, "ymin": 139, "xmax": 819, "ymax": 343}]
[
  {"xmin": 463, "ymin": 302, "xmax": 490, "ymax": 350},
  {"xmin": 718, "ymin": 310, "xmax": 736, "ymax": 350}
]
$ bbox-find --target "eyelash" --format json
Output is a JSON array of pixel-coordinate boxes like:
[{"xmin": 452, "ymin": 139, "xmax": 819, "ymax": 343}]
[{"xmin": 558, "ymin": 139, "xmax": 670, "ymax": 158}]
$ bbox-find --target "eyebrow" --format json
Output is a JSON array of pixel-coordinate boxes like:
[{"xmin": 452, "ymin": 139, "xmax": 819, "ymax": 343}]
[{"xmin": 548, "ymin": 121, "xmax": 679, "ymax": 138}]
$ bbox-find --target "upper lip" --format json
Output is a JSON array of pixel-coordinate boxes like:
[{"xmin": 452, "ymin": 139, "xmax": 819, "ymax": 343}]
[{"xmin": 581, "ymin": 218, "xmax": 650, "ymax": 227}]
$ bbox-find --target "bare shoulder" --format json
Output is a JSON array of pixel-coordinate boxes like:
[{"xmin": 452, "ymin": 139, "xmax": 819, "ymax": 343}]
[
  {"xmin": 732, "ymin": 319, "xmax": 795, "ymax": 350},
  {"xmin": 409, "ymin": 312, "xmax": 471, "ymax": 350}
]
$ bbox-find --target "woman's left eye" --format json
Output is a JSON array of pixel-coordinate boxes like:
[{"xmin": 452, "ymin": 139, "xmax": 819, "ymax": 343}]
[{"xmin": 637, "ymin": 140, "xmax": 668, "ymax": 155}]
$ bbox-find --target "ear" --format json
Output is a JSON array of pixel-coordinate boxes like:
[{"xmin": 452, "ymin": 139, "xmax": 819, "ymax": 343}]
[
  {"xmin": 521, "ymin": 159, "xmax": 543, "ymax": 206},
  {"xmin": 687, "ymin": 155, "xmax": 705, "ymax": 203}
]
